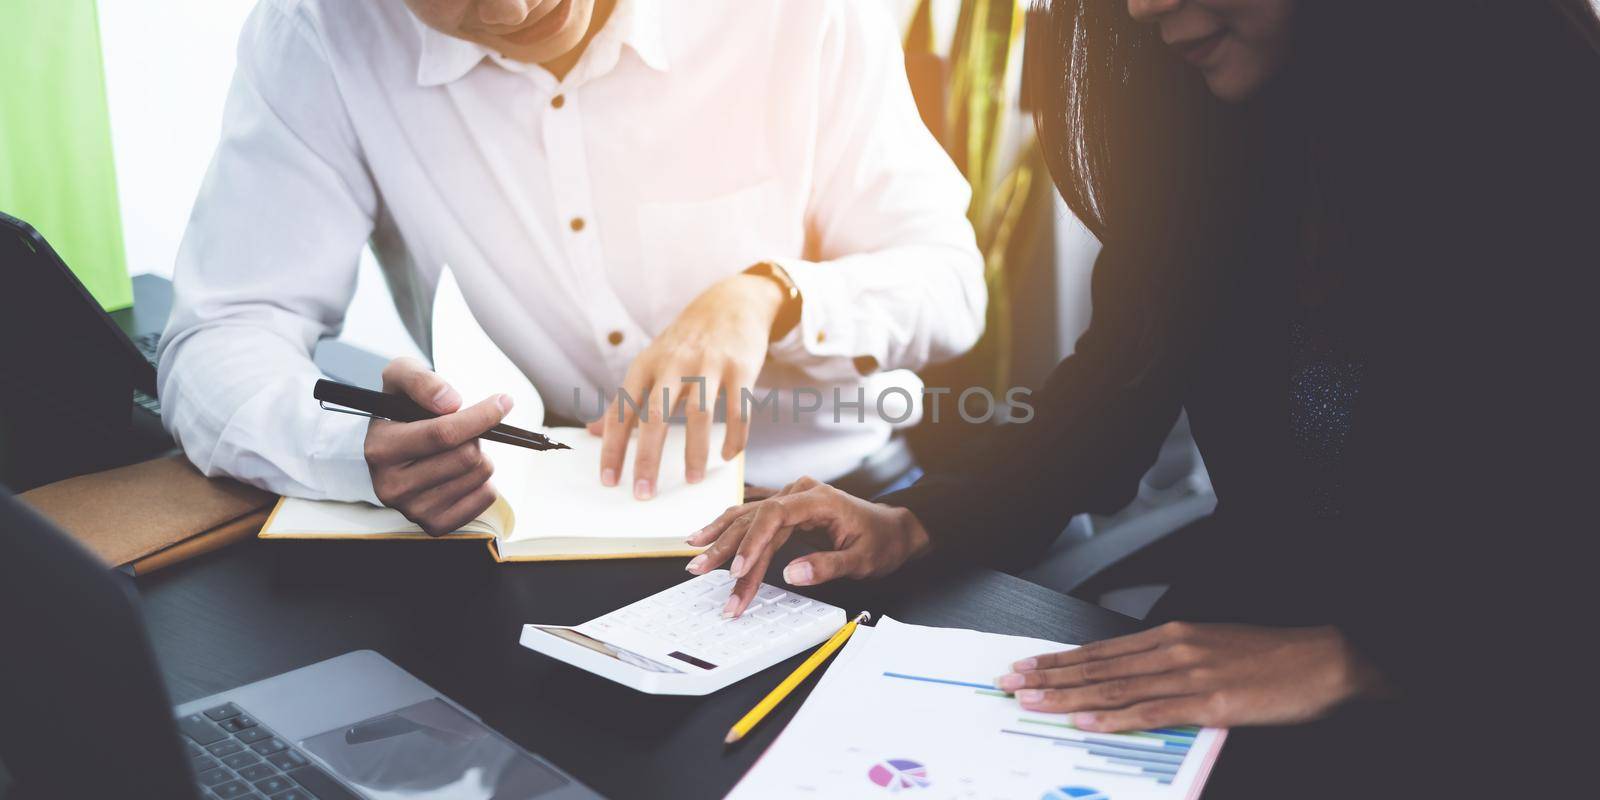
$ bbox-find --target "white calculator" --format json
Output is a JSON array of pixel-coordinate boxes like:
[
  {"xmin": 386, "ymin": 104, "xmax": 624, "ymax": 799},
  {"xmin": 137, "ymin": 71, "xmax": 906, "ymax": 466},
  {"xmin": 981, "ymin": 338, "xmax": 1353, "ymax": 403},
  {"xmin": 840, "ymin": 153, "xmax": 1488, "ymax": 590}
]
[{"xmin": 518, "ymin": 569, "xmax": 847, "ymax": 695}]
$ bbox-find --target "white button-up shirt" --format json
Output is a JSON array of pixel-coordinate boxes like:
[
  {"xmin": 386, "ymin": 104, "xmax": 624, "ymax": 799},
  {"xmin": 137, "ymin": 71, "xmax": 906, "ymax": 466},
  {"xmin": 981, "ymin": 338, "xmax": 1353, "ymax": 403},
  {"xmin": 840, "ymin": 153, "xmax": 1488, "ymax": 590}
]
[{"xmin": 158, "ymin": 0, "xmax": 984, "ymax": 503}]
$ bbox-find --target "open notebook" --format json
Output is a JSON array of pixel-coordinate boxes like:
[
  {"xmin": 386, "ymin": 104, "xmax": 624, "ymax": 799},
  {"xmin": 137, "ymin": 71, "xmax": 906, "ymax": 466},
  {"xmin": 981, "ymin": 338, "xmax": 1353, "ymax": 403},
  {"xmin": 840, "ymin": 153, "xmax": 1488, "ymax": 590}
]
[
  {"xmin": 259, "ymin": 265, "xmax": 741, "ymax": 561},
  {"xmin": 258, "ymin": 425, "xmax": 743, "ymax": 561}
]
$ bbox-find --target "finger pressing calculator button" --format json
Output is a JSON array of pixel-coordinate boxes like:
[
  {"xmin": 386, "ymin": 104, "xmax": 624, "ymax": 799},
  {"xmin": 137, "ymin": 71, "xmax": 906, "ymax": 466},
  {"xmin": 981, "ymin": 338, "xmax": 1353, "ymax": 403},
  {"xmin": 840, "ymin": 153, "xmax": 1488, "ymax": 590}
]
[{"xmin": 725, "ymin": 615, "xmax": 764, "ymax": 632}]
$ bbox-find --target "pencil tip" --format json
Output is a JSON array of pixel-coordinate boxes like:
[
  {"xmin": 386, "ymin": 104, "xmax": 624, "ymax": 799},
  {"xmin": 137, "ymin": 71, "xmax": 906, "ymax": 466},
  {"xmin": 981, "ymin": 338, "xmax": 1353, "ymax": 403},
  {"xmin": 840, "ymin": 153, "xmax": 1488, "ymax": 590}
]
[{"xmin": 724, "ymin": 731, "xmax": 741, "ymax": 744}]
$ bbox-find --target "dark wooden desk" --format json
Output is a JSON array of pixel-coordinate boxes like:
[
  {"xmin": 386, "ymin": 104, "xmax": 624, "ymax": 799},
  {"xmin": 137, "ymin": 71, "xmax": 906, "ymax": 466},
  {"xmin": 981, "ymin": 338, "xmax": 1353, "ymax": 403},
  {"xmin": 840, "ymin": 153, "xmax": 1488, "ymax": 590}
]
[{"xmin": 133, "ymin": 538, "xmax": 1139, "ymax": 799}]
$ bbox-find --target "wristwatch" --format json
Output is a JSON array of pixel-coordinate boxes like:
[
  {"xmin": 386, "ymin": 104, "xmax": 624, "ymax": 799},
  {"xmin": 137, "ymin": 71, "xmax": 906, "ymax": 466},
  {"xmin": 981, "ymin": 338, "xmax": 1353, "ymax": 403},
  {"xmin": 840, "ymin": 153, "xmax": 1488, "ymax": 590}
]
[{"xmin": 744, "ymin": 261, "xmax": 802, "ymax": 340}]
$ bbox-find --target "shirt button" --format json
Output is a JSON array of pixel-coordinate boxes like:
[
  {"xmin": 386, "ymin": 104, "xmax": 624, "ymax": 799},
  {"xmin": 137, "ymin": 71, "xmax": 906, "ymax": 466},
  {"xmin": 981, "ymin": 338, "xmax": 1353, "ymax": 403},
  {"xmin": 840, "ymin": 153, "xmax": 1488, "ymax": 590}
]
[
  {"xmin": 607, "ymin": 330, "xmax": 624, "ymax": 346},
  {"xmin": 551, "ymin": 94, "xmax": 565, "ymax": 109},
  {"xmin": 570, "ymin": 217, "xmax": 586, "ymax": 232},
  {"xmin": 816, "ymin": 330, "xmax": 827, "ymax": 344}
]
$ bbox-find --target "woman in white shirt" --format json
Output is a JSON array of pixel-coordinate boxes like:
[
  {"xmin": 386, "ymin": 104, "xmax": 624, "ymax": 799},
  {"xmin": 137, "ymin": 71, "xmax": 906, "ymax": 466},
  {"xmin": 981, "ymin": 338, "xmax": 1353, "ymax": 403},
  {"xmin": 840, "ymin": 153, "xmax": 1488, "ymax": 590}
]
[{"xmin": 158, "ymin": 0, "xmax": 984, "ymax": 534}]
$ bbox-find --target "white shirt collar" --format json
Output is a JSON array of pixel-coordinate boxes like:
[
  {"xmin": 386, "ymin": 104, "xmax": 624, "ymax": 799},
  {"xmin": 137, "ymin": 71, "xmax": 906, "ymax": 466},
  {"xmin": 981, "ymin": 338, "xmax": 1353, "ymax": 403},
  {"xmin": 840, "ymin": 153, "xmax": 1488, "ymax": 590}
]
[{"xmin": 414, "ymin": 0, "xmax": 669, "ymax": 87}]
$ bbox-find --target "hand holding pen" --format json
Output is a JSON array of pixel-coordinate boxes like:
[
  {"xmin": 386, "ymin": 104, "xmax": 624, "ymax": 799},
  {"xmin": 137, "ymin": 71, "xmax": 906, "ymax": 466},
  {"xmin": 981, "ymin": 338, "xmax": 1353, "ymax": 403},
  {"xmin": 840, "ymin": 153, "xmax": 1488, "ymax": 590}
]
[{"xmin": 316, "ymin": 358, "xmax": 565, "ymax": 536}]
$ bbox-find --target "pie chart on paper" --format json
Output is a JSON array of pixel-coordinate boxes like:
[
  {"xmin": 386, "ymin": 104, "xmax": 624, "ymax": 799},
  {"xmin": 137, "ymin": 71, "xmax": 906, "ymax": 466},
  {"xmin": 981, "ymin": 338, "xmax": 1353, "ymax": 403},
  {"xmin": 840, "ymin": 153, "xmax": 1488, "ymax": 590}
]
[{"xmin": 867, "ymin": 759, "xmax": 931, "ymax": 792}]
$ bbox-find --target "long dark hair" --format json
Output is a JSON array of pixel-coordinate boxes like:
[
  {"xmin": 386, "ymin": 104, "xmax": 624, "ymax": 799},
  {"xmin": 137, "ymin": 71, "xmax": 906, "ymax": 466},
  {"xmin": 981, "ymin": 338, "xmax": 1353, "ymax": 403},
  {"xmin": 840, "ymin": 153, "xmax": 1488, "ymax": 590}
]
[{"xmin": 1023, "ymin": 0, "xmax": 1600, "ymax": 360}]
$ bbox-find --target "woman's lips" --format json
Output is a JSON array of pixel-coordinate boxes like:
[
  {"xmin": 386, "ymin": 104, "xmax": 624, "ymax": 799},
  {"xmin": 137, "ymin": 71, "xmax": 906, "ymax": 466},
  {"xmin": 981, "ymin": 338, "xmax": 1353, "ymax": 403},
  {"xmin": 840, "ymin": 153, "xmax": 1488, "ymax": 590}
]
[{"xmin": 1171, "ymin": 30, "xmax": 1226, "ymax": 66}]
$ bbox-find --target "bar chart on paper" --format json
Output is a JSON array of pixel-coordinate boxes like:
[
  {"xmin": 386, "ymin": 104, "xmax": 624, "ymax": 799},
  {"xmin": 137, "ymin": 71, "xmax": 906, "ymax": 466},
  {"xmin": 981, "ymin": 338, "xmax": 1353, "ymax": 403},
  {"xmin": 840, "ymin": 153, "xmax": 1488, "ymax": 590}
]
[
  {"xmin": 881, "ymin": 670, "xmax": 1204, "ymax": 788},
  {"xmin": 726, "ymin": 618, "xmax": 1225, "ymax": 800}
]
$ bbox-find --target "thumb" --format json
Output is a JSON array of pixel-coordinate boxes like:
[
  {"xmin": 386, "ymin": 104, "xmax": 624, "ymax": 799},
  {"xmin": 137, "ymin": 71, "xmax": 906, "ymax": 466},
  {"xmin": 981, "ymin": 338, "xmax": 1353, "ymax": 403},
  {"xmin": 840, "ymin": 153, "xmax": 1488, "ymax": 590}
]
[
  {"xmin": 383, "ymin": 357, "xmax": 461, "ymax": 414},
  {"xmin": 782, "ymin": 547, "xmax": 866, "ymax": 588}
]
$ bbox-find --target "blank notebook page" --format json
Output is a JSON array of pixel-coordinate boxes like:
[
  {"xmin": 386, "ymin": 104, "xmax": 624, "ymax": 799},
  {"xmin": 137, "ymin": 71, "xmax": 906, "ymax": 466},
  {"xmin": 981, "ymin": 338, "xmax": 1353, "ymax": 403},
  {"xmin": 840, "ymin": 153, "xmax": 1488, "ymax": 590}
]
[{"xmin": 502, "ymin": 424, "xmax": 742, "ymax": 542}]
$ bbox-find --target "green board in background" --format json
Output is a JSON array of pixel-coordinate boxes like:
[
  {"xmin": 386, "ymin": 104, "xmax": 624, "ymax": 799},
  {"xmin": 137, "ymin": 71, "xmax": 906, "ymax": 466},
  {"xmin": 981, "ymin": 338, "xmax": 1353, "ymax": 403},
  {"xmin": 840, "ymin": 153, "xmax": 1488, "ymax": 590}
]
[{"xmin": 0, "ymin": 0, "xmax": 131, "ymax": 311}]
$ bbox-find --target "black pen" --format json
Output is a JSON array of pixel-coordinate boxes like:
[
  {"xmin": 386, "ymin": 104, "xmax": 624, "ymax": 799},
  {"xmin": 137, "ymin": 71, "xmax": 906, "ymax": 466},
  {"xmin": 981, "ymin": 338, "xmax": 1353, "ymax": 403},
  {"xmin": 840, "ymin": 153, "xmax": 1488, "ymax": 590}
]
[{"xmin": 313, "ymin": 379, "xmax": 569, "ymax": 451}]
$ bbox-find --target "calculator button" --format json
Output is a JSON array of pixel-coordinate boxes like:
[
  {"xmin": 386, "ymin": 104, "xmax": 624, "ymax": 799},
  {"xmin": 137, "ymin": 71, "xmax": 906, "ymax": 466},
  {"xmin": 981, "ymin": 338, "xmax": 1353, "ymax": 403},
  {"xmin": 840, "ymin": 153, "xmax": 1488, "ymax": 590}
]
[
  {"xmin": 725, "ymin": 616, "xmax": 765, "ymax": 634},
  {"xmin": 752, "ymin": 604, "xmax": 789, "ymax": 621},
  {"xmin": 679, "ymin": 617, "xmax": 715, "ymax": 633},
  {"xmin": 776, "ymin": 595, "xmax": 810, "ymax": 611},
  {"xmin": 755, "ymin": 585, "xmax": 785, "ymax": 602},
  {"xmin": 680, "ymin": 580, "xmax": 716, "ymax": 597},
  {"xmin": 803, "ymin": 603, "xmax": 835, "ymax": 617},
  {"xmin": 687, "ymin": 598, "xmax": 720, "ymax": 615},
  {"xmin": 704, "ymin": 571, "xmax": 734, "ymax": 587}
]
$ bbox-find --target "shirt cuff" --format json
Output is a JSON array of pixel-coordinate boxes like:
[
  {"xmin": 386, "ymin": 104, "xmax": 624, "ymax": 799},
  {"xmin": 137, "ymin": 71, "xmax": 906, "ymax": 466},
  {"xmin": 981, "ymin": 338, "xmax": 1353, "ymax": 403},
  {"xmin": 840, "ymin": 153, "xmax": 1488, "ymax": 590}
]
[
  {"xmin": 766, "ymin": 257, "xmax": 877, "ymax": 380},
  {"xmin": 309, "ymin": 405, "xmax": 383, "ymax": 506}
]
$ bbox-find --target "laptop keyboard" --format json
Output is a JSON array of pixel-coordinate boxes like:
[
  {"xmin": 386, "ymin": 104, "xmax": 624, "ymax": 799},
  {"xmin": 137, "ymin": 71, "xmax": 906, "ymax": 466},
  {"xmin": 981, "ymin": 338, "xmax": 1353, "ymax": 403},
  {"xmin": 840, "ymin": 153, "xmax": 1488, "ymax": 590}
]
[
  {"xmin": 177, "ymin": 702, "xmax": 357, "ymax": 800},
  {"xmin": 133, "ymin": 331, "xmax": 161, "ymax": 363},
  {"xmin": 132, "ymin": 331, "xmax": 162, "ymax": 414}
]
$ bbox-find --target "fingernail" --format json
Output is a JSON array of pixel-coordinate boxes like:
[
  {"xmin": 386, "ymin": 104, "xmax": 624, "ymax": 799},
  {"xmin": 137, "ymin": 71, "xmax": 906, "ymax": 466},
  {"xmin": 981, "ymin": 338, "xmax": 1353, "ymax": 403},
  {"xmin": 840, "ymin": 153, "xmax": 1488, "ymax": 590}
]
[
  {"xmin": 495, "ymin": 393, "xmax": 513, "ymax": 413},
  {"xmin": 1074, "ymin": 713, "xmax": 1099, "ymax": 729},
  {"xmin": 687, "ymin": 526, "xmax": 707, "ymax": 543},
  {"xmin": 686, "ymin": 555, "xmax": 707, "ymax": 573},
  {"xmin": 1016, "ymin": 690, "xmax": 1043, "ymax": 704},
  {"xmin": 635, "ymin": 479, "xmax": 653, "ymax": 500},
  {"xmin": 432, "ymin": 385, "xmax": 461, "ymax": 411},
  {"xmin": 722, "ymin": 596, "xmax": 740, "ymax": 618},
  {"xmin": 783, "ymin": 561, "xmax": 813, "ymax": 585},
  {"xmin": 1013, "ymin": 657, "xmax": 1037, "ymax": 671},
  {"xmin": 601, "ymin": 468, "xmax": 617, "ymax": 487},
  {"xmin": 996, "ymin": 673, "xmax": 1024, "ymax": 691},
  {"xmin": 686, "ymin": 467, "xmax": 704, "ymax": 484},
  {"xmin": 730, "ymin": 555, "xmax": 746, "ymax": 577}
]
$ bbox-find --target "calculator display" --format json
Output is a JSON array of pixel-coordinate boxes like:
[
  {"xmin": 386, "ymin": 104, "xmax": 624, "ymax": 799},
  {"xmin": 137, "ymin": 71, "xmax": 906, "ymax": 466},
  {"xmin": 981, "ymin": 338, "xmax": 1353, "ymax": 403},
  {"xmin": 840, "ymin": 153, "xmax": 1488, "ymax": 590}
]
[{"xmin": 532, "ymin": 625, "xmax": 685, "ymax": 673}]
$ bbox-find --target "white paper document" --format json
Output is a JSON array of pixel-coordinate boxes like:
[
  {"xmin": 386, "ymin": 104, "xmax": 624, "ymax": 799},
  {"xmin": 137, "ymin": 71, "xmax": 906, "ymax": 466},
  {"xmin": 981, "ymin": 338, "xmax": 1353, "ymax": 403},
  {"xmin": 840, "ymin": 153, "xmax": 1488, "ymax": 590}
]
[{"xmin": 728, "ymin": 617, "xmax": 1225, "ymax": 800}]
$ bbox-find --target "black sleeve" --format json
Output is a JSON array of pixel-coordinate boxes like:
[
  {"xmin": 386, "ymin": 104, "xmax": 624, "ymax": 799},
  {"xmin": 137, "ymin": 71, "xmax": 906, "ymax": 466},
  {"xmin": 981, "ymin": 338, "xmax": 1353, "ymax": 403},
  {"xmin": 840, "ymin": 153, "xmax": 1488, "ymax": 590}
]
[
  {"xmin": 1324, "ymin": 2, "xmax": 1598, "ymax": 708},
  {"xmin": 880, "ymin": 245, "xmax": 1187, "ymax": 572}
]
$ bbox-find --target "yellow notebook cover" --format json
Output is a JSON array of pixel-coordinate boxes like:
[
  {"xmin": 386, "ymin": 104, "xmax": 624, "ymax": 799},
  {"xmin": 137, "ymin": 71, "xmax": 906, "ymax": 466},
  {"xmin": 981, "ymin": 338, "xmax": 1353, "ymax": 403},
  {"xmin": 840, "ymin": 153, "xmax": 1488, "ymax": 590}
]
[{"xmin": 258, "ymin": 426, "xmax": 741, "ymax": 563}]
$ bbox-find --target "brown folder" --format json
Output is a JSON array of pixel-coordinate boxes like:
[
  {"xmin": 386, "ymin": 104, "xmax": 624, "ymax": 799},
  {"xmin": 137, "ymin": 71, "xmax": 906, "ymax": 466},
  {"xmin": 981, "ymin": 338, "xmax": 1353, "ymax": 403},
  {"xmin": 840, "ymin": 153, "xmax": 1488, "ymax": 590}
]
[{"xmin": 19, "ymin": 455, "xmax": 275, "ymax": 574}]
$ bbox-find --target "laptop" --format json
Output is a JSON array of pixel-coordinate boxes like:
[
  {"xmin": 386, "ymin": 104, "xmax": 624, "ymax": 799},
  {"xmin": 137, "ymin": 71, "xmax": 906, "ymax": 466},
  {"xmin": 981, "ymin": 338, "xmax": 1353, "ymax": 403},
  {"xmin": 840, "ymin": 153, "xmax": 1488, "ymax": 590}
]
[
  {"xmin": 0, "ymin": 489, "xmax": 604, "ymax": 800},
  {"xmin": 0, "ymin": 211, "xmax": 387, "ymax": 490}
]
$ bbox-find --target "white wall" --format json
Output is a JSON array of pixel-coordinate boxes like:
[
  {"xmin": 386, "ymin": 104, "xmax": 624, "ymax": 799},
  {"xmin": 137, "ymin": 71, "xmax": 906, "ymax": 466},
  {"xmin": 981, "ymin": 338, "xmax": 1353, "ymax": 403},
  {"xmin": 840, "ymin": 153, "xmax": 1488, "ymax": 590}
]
[{"xmin": 98, "ymin": 0, "xmax": 421, "ymax": 361}]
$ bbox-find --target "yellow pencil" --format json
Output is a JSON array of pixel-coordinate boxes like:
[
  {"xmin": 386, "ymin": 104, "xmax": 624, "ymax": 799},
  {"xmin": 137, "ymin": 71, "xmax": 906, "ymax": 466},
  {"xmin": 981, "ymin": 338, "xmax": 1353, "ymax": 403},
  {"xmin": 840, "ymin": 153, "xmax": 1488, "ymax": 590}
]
[{"xmin": 724, "ymin": 610, "xmax": 871, "ymax": 744}]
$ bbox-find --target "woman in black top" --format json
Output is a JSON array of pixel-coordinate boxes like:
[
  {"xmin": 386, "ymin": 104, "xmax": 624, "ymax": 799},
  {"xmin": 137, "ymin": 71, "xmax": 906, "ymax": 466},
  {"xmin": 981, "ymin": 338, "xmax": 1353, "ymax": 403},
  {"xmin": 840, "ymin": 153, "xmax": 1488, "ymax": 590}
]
[{"xmin": 688, "ymin": 0, "xmax": 1599, "ymax": 793}]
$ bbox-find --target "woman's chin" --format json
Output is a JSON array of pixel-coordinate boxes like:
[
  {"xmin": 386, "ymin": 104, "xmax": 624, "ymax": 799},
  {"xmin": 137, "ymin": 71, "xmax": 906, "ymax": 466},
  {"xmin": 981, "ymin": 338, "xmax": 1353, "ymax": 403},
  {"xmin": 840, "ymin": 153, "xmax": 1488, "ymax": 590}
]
[{"xmin": 1202, "ymin": 67, "xmax": 1270, "ymax": 104}]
